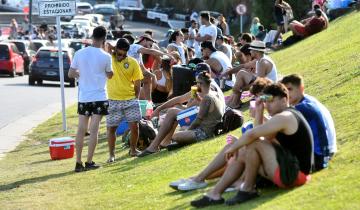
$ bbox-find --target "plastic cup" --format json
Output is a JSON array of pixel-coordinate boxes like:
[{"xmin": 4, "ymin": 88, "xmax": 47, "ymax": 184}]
[{"xmin": 191, "ymin": 86, "xmax": 198, "ymax": 98}]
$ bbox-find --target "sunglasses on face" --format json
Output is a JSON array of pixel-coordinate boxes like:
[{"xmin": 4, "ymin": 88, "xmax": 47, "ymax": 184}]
[
  {"xmin": 196, "ymin": 81, "xmax": 204, "ymax": 85},
  {"xmin": 259, "ymin": 95, "xmax": 274, "ymax": 102},
  {"xmin": 116, "ymin": 50, "xmax": 127, "ymax": 58}
]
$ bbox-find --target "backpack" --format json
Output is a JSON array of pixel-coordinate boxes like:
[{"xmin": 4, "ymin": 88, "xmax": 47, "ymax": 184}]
[
  {"xmin": 122, "ymin": 119, "xmax": 158, "ymax": 150},
  {"xmin": 214, "ymin": 107, "xmax": 244, "ymax": 135}
]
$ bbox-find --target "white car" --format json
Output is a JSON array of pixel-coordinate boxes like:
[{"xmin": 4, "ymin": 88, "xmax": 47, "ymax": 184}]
[
  {"xmin": 73, "ymin": 15, "xmax": 99, "ymax": 27},
  {"xmin": 70, "ymin": 19, "xmax": 96, "ymax": 38},
  {"xmin": 84, "ymin": 14, "xmax": 109, "ymax": 28},
  {"xmin": 76, "ymin": 2, "xmax": 93, "ymax": 14}
]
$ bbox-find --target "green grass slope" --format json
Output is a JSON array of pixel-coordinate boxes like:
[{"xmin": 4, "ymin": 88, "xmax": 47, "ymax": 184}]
[{"xmin": 1, "ymin": 12, "xmax": 360, "ymax": 210}]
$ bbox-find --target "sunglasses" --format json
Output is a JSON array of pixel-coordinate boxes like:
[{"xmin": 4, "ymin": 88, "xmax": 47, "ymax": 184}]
[
  {"xmin": 259, "ymin": 95, "xmax": 274, "ymax": 102},
  {"xmin": 196, "ymin": 81, "xmax": 204, "ymax": 85},
  {"xmin": 116, "ymin": 51, "xmax": 127, "ymax": 58}
]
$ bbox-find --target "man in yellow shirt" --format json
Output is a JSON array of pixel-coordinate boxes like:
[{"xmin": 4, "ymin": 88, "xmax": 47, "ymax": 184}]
[{"xmin": 106, "ymin": 38, "xmax": 144, "ymax": 159}]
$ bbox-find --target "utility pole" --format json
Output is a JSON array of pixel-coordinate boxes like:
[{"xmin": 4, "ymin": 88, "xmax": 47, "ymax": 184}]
[{"xmin": 29, "ymin": 0, "xmax": 33, "ymax": 36}]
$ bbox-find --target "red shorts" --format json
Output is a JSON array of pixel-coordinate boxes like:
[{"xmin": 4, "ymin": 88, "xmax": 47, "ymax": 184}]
[
  {"xmin": 293, "ymin": 24, "xmax": 308, "ymax": 37},
  {"xmin": 273, "ymin": 167, "xmax": 311, "ymax": 188}
]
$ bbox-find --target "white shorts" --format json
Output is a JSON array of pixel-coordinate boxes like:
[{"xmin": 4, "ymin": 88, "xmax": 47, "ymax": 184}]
[{"xmin": 106, "ymin": 99, "xmax": 142, "ymax": 127}]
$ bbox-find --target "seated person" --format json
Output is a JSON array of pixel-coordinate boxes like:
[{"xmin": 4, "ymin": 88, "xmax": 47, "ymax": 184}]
[
  {"xmin": 280, "ymin": 74, "xmax": 336, "ymax": 170},
  {"xmin": 255, "ymin": 25, "xmax": 266, "ymax": 41},
  {"xmin": 138, "ymin": 70, "xmax": 225, "ymax": 157},
  {"xmin": 151, "ymin": 56, "xmax": 173, "ymax": 103},
  {"xmin": 289, "ymin": 9, "xmax": 328, "ymax": 38},
  {"xmin": 170, "ymin": 78, "xmax": 273, "ymax": 191},
  {"xmin": 222, "ymin": 40, "xmax": 278, "ymax": 109},
  {"xmin": 191, "ymin": 83, "xmax": 314, "ymax": 208},
  {"xmin": 201, "ymin": 41, "xmax": 232, "ymax": 81}
]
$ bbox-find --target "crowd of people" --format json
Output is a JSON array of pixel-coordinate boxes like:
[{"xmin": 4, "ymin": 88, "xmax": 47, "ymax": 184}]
[{"xmin": 67, "ymin": 2, "xmax": 337, "ymax": 207}]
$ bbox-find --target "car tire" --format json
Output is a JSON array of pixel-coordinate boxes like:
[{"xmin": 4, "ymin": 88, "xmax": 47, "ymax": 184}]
[
  {"xmin": 10, "ymin": 64, "xmax": 16, "ymax": 77},
  {"xmin": 28, "ymin": 76, "xmax": 35, "ymax": 85},
  {"xmin": 69, "ymin": 80, "xmax": 76, "ymax": 87},
  {"xmin": 37, "ymin": 79, "xmax": 43, "ymax": 85}
]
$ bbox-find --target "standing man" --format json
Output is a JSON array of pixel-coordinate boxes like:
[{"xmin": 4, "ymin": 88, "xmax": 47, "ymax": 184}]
[
  {"xmin": 68, "ymin": 26, "xmax": 113, "ymax": 172},
  {"xmin": 194, "ymin": 12, "xmax": 218, "ymax": 58},
  {"xmin": 106, "ymin": 38, "xmax": 144, "ymax": 160},
  {"xmin": 187, "ymin": 20, "xmax": 198, "ymax": 48}
]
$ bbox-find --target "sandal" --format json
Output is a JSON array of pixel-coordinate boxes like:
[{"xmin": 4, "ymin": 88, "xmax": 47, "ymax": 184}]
[
  {"xmin": 190, "ymin": 196, "xmax": 224, "ymax": 208},
  {"xmin": 225, "ymin": 191, "xmax": 259, "ymax": 206},
  {"xmin": 129, "ymin": 149, "xmax": 141, "ymax": 157}
]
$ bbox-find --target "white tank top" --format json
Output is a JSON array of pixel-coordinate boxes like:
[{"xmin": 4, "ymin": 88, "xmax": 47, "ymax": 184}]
[
  {"xmin": 256, "ymin": 55, "xmax": 278, "ymax": 82},
  {"xmin": 156, "ymin": 71, "xmax": 166, "ymax": 86},
  {"xmin": 210, "ymin": 51, "xmax": 232, "ymax": 71}
]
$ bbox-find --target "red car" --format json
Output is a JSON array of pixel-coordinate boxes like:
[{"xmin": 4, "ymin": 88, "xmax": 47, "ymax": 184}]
[{"xmin": 0, "ymin": 43, "xmax": 24, "ymax": 77}]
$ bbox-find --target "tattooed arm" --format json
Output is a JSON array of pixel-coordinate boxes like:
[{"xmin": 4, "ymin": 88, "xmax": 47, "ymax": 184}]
[{"xmin": 188, "ymin": 96, "xmax": 212, "ymax": 130}]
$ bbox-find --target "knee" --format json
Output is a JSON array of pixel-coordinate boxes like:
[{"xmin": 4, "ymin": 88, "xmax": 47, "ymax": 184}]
[{"xmin": 167, "ymin": 108, "xmax": 179, "ymax": 117}]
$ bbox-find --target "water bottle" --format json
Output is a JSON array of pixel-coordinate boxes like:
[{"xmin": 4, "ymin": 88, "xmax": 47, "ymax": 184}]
[
  {"xmin": 145, "ymin": 101, "xmax": 153, "ymax": 119},
  {"xmin": 241, "ymin": 121, "xmax": 254, "ymax": 134}
]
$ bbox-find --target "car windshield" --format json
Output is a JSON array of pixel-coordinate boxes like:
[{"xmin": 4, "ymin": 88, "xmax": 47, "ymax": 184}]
[
  {"xmin": 37, "ymin": 50, "xmax": 69, "ymax": 59},
  {"xmin": 33, "ymin": 43, "xmax": 44, "ymax": 51},
  {"xmin": 12, "ymin": 42, "xmax": 26, "ymax": 53},
  {"xmin": 0, "ymin": 45, "xmax": 10, "ymax": 60},
  {"xmin": 78, "ymin": 6, "xmax": 91, "ymax": 10},
  {"xmin": 62, "ymin": 24, "xmax": 74, "ymax": 30},
  {"xmin": 72, "ymin": 21, "xmax": 89, "ymax": 27},
  {"xmin": 95, "ymin": 8, "xmax": 114, "ymax": 14}
]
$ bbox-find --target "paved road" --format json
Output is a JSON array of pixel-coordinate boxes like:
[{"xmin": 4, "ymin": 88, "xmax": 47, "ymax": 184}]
[{"xmin": 0, "ymin": 21, "xmax": 169, "ymax": 159}]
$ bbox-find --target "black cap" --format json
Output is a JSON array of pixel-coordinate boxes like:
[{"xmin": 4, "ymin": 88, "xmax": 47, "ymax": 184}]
[
  {"xmin": 116, "ymin": 38, "xmax": 130, "ymax": 51},
  {"xmin": 201, "ymin": 41, "xmax": 217, "ymax": 52},
  {"xmin": 195, "ymin": 63, "xmax": 211, "ymax": 73},
  {"xmin": 217, "ymin": 35, "xmax": 224, "ymax": 40}
]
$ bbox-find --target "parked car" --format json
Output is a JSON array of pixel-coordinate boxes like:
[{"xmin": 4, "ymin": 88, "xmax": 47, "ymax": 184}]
[
  {"xmin": 31, "ymin": 40, "xmax": 50, "ymax": 52},
  {"xmin": 28, "ymin": 47, "xmax": 75, "ymax": 87},
  {"xmin": 0, "ymin": 43, "xmax": 24, "ymax": 77},
  {"xmin": 5, "ymin": 40, "xmax": 37, "ymax": 74},
  {"xmin": 94, "ymin": 4, "xmax": 124, "ymax": 29},
  {"xmin": 85, "ymin": 14, "xmax": 109, "ymax": 28},
  {"xmin": 76, "ymin": 2, "xmax": 93, "ymax": 14},
  {"xmin": 70, "ymin": 19, "xmax": 96, "ymax": 38},
  {"xmin": 60, "ymin": 22, "xmax": 84, "ymax": 38},
  {"xmin": 73, "ymin": 15, "xmax": 99, "ymax": 27},
  {"xmin": 68, "ymin": 39, "xmax": 92, "ymax": 52}
]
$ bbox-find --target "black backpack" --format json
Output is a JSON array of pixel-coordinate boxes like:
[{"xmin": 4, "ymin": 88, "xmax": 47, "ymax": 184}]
[
  {"xmin": 214, "ymin": 107, "xmax": 244, "ymax": 135},
  {"xmin": 122, "ymin": 119, "xmax": 157, "ymax": 150}
]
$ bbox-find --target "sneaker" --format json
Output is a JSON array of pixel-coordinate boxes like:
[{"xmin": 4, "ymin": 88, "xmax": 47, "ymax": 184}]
[
  {"xmin": 85, "ymin": 161, "xmax": 100, "ymax": 171},
  {"xmin": 178, "ymin": 179, "xmax": 207, "ymax": 191},
  {"xmin": 169, "ymin": 178, "xmax": 188, "ymax": 190},
  {"xmin": 190, "ymin": 196, "xmax": 224, "ymax": 208},
  {"xmin": 74, "ymin": 162, "xmax": 85, "ymax": 172},
  {"xmin": 107, "ymin": 156, "xmax": 115, "ymax": 163},
  {"xmin": 225, "ymin": 191, "xmax": 259, "ymax": 206}
]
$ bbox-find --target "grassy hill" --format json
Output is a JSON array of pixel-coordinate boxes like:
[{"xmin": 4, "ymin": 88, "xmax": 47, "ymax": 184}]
[{"xmin": 1, "ymin": 12, "xmax": 359, "ymax": 210}]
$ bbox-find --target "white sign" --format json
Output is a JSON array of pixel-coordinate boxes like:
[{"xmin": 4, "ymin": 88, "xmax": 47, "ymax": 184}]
[
  {"xmin": 236, "ymin": 4, "xmax": 247, "ymax": 15},
  {"xmin": 38, "ymin": 0, "xmax": 76, "ymax": 17}
]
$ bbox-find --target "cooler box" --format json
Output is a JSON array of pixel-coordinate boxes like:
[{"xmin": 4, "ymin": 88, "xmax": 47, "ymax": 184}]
[
  {"xmin": 176, "ymin": 106, "xmax": 199, "ymax": 127},
  {"xmin": 49, "ymin": 137, "xmax": 75, "ymax": 160}
]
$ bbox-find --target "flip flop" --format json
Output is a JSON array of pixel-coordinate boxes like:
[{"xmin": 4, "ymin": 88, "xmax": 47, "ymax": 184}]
[{"xmin": 137, "ymin": 149, "xmax": 156, "ymax": 157}]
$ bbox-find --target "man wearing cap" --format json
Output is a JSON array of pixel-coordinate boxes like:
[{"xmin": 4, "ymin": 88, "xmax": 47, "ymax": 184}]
[
  {"xmin": 201, "ymin": 41, "xmax": 232, "ymax": 81},
  {"xmin": 106, "ymin": 38, "xmax": 144, "ymax": 159},
  {"xmin": 216, "ymin": 35, "xmax": 232, "ymax": 61},
  {"xmin": 223, "ymin": 40, "xmax": 278, "ymax": 109},
  {"xmin": 138, "ymin": 63, "xmax": 225, "ymax": 157},
  {"xmin": 127, "ymin": 34, "xmax": 173, "ymax": 100},
  {"xmin": 194, "ymin": 12, "xmax": 218, "ymax": 58}
]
